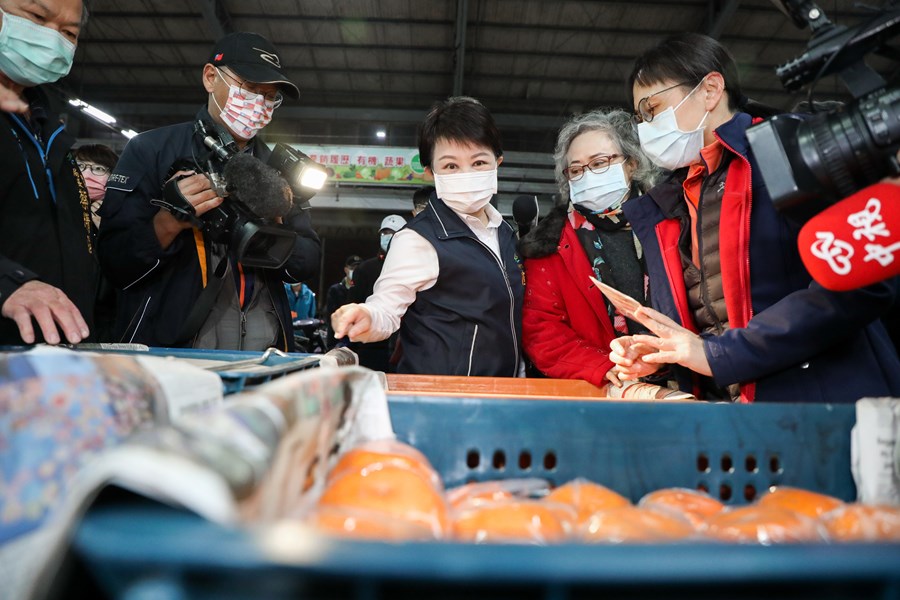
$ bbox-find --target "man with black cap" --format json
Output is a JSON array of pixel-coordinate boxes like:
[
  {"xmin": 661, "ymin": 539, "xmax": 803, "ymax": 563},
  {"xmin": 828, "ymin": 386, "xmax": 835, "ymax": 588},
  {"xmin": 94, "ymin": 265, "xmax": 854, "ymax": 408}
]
[{"xmin": 98, "ymin": 32, "xmax": 321, "ymax": 350}]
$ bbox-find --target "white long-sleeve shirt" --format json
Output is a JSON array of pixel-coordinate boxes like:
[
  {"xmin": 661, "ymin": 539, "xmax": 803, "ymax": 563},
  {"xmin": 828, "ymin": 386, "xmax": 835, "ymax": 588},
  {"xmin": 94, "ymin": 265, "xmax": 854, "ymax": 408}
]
[{"xmin": 360, "ymin": 203, "xmax": 504, "ymax": 341}]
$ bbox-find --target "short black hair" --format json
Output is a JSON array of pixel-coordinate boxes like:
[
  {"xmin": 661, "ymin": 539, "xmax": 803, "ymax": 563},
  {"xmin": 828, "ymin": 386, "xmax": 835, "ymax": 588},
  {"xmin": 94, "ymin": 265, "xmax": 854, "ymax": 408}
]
[
  {"xmin": 74, "ymin": 144, "xmax": 119, "ymax": 170},
  {"xmin": 412, "ymin": 185, "xmax": 433, "ymax": 209},
  {"xmin": 417, "ymin": 96, "xmax": 503, "ymax": 169}
]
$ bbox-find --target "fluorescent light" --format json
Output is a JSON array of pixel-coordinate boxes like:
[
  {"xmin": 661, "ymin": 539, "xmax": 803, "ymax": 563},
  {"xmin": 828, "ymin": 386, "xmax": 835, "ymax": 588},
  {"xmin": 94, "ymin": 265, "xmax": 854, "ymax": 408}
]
[
  {"xmin": 375, "ymin": 130, "xmax": 386, "ymax": 139},
  {"xmin": 120, "ymin": 129, "xmax": 138, "ymax": 139},
  {"xmin": 68, "ymin": 97, "xmax": 117, "ymax": 124}
]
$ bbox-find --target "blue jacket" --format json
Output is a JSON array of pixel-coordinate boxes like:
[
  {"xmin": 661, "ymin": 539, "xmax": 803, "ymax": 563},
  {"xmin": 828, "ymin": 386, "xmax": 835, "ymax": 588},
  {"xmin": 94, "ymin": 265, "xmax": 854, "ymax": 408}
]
[{"xmin": 623, "ymin": 112, "xmax": 900, "ymax": 403}]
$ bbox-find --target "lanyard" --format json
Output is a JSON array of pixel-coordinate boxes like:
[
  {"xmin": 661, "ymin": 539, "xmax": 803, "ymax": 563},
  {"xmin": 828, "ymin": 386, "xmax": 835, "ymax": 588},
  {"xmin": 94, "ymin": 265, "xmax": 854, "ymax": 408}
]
[{"xmin": 8, "ymin": 113, "xmax": 65, "ymax": 203}]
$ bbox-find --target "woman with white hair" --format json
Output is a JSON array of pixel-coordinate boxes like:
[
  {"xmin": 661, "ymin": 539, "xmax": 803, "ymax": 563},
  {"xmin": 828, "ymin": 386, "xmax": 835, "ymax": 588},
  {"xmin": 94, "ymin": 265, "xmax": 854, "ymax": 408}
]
[{"xmin": 518, "ymin": 108, "xmax": 659, "ymax": 387}]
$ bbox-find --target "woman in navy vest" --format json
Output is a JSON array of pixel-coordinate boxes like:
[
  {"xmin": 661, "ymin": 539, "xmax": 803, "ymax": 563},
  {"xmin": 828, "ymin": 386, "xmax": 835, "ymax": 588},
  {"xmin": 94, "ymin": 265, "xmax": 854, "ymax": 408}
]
[{"xmin": 332, "ymin": 97, "xmax": 524, "ymax": 376}]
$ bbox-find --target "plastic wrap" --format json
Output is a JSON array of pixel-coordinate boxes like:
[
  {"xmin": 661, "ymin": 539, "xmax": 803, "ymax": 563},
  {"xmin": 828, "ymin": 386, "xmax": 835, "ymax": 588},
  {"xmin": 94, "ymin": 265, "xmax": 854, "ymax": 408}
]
[
  {"xmin": 705, "ymin": 506, "xmax": 825, "ymax": 544},
  {"xmin": 581, "ymin": 506, "xmax": 695, "ymax": 544},
  {"xmin": 305, "ymin": 506, "xmax": 435, "ymax": 541},
  {"xmin": 452, "ymin": 500, "xmax": 576, "ymax": 544},
  {"xmin": 327, "ymin": 439, "xmax": 442, "ymax": 491},
  {"xmin": 639, "ymin": 487, "xmax": 725, "ymax": 531},
  {"xmin": 445, "ymin": 478, "xmax": 549, "ymax": 509},
  {"xmin": 546, "ymin": 479, "xmax": 631, "ymax": 525},
  {"xmin": 822, "ymin": 504, "xmax": 900, "ymax": 542},
  {"xmin": 318, "ymin": 465, "xmax": 450, "ymax": 538},
  {"xmin": 756, "ymin": 486, "xmax": 844, "ymax": 519}
]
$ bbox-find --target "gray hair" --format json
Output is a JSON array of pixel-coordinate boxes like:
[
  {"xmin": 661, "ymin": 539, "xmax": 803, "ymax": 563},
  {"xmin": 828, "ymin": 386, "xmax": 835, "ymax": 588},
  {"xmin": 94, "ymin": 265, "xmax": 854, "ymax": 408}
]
[{"xmin": 553, "ymin": 108, "xmax": 660, "ymax": 203}]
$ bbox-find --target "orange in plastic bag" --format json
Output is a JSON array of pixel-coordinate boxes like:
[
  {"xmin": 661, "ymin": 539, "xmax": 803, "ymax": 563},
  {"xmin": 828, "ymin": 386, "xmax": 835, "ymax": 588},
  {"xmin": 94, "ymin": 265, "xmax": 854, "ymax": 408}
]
[
  {"xmin": 756, "ymin": 486, "xmax": 844, "ymax": 519},
  {"xmin": 639, "ymin": 487, "xmax": 725, "ymax": 531},
  {"xmin": 706, "ymin": 505, "xmax": 824, "ymax": 544},
  {"xmin": 453, "ymin": 500, "xmax": 574, "ymax": 544},
  {"xmin": 319, "ymin": 464, "xmax": 450, "ymax": 538},
  {"xmin": 446, "ymin": 478, "xmax": 549, "ymax": 510},
  {"xmin": 546, "ymin": 479, "xmax": 631, "ymax": 525},
  {"xmin": 329, "ymin": 439, "xmax": 442, "ymax": 490},
  {"xmin": 822, "ymin": 504, "xmax": 900, "ymax": 542},
  {"xmin": 581, "ymin": 506, "xmax": 695, "ymax": 543},
  {"xmin": 306, "ymin": 506, "xmax": 436, "ymax": 541}
]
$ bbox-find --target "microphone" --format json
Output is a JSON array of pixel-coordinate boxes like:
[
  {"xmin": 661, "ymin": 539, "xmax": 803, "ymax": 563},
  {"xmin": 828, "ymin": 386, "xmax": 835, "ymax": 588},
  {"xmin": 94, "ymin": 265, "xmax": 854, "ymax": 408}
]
[
  {"xmin": 512, "ymin": 194, "xmax": 539, "ymax": 238},
  {"xmin": 223, "ymin": 153, "xmax": 293, "ymax": 219},
  {"xmin": 798, "ymin": 182, "xmax": 900, "ymax": 291}
]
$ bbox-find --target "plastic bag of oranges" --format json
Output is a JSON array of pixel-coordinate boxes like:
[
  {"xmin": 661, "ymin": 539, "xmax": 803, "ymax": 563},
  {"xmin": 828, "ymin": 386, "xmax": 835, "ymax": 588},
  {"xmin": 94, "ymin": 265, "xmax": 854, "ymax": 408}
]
[
  {"xmin": 452, "ymin": 499, "xmax": 576, "ymax": 544},
  {"xmin": 639, "ymin": 487, "xmax": 725, "ymax": 531},
  {"xmin": 580, "ymin": 505, "xmax": 696, "ymax": 543},
  {"xmin": 327, "ymin": 439, "xmax": 443, "ymax": 491},
  {"xmin": 446, "ymin": 478, "xmax": 550, "ymax": 510},
  {"xmin": 705, "ymin": 505, "xmax": 826, "ymax": 544},
  {"xmin": 545, "ymin": 479, "xmax": 631, "ymax": 525},
  {"xmin": 821, "ymin": 504, "xmax": 900, "ymax": 542},
  {"xmin": 755, "ymin": 486, "xmax": 844, "ymax": 519}
]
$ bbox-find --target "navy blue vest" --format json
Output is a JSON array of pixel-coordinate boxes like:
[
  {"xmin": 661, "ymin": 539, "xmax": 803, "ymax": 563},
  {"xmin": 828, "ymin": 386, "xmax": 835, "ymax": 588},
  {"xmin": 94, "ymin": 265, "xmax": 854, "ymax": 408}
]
[{"xmin": 399, "ymin": 196, "xmax": 524, "ymax": 376}]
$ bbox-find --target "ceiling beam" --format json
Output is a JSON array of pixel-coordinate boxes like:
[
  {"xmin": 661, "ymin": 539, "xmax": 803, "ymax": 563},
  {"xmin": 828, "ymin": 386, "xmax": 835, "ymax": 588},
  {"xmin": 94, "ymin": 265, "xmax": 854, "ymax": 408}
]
[
  {"xmin": 198, "ymin": 0, "xmax": 233, "ymax": 39},
  {"xmin": 706, "ymin": 0, "xmax": 741, "ymax": 39},
  {"xmin": 452, "ymin": 0, "xmax": 468, "ymax": 96}
]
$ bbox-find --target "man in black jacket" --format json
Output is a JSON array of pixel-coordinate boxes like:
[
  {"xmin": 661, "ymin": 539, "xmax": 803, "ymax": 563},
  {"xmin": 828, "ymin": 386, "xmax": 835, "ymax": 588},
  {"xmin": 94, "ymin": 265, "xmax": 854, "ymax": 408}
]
[
  {"xmin": 98, "ymin": 32, "xmax": 321, "ymax": 350},
  {"xmin": 0, "ymin": 0, "xmax": 95, "ymax": 346}
]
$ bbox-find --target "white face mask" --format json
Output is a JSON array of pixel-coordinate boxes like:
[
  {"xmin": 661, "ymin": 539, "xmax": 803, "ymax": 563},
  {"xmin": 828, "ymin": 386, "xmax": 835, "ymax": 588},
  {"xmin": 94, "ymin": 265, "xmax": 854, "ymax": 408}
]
[
  {"xmin": 211, "ymin": 69, "xmax": 276, "ymax": 140},
  {"xmin": 379, "ymin": 233, "xmax": 393, "ymax": 252},
  {"xmin": 637, "ymin": 79, "xmax": 709, "ymax": 171},
  {"xmin": 433, "ymin": 169, "xmax": 497, "ymax": 214},
  {"xmin": 569, "ymin": 162, "xmax": 630, "ymax": 213}
]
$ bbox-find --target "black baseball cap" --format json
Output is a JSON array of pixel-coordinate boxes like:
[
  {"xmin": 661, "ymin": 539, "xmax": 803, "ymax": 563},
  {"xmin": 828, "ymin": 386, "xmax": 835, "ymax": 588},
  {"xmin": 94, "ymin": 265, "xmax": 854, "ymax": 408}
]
[
  {"xmin": 208, "ymin": 32, "xmax": 300, "ymax": 99},
  {"xmin": 345, "ymin": 255, "xmax": 362, "ymax": 267}
]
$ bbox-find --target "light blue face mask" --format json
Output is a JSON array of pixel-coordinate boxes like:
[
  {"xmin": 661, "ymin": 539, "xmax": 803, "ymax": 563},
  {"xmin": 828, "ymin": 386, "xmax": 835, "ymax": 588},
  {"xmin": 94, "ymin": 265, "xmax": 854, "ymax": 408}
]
[{"xmin": 0, "ymin": 9, "xmax": 76, "ymax": 86}]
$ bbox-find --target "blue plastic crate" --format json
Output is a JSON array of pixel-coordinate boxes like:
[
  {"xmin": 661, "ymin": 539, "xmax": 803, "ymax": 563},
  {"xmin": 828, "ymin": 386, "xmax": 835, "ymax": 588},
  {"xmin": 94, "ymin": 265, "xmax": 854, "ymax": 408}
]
[{"xmin": 65, "ymin": 397, "xmax": 900, "ymax": 600}]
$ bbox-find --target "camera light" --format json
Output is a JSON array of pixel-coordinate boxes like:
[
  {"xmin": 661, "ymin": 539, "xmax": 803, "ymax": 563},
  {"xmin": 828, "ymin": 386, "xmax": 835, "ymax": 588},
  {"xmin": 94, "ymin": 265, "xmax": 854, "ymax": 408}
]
[{"xmin": 299, "ymin": 165, "xmax": 328, "ymax": 191}]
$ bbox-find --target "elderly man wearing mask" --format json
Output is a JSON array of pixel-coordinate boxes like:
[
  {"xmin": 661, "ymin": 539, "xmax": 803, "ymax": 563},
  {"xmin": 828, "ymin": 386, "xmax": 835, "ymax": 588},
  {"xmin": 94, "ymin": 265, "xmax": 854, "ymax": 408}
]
[{"xmin": 0, "ymin": 0, "xmax": 96, "ymax": 346}]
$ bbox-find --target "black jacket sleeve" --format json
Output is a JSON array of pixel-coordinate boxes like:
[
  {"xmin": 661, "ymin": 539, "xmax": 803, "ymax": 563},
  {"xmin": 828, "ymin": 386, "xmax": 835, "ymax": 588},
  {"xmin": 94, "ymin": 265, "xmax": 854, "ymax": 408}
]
[
  {"xmin": 96, "ymin": 132, "xmax": 188, "ymax": 290},
  {"xmin": 280, "ymin": 206, "xmax": 321, "ymax": 283},
  {"xmin": 0, "ymin": 256, "xmax": 39, "ymax": 307}
]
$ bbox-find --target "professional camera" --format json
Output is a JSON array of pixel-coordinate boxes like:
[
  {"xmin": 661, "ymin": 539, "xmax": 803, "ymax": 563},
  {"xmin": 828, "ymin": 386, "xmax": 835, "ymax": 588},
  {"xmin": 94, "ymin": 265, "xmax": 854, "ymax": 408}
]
[
  {"xmin": 745, "ymin": 0, "xmax": 900, "ymax": 217},
  {"xmin": 153, "ymin": 120, "xmax": 327, "ymax": 269}
]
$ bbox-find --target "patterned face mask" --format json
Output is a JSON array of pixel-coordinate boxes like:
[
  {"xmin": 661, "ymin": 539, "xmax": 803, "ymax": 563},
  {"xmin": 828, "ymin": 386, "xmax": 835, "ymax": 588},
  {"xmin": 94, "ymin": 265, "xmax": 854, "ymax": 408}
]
[{"xmin": 210, "ymin": 68, "xmax": 277, "ymax": 140}]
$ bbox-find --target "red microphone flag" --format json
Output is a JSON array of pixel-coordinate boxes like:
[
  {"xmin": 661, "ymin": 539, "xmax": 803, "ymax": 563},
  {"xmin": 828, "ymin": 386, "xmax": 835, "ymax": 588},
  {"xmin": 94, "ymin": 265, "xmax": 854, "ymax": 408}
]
[{"xmin": 798, "ymin": 183, "xmax": 900, "ymax": 291}]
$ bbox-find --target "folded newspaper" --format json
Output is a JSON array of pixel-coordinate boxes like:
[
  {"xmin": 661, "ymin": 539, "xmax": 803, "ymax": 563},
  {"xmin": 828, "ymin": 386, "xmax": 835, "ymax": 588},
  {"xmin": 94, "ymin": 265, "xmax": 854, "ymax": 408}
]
[{"xmin": 0, "ymin": 346, "xmax": 387, "ymax": 600}]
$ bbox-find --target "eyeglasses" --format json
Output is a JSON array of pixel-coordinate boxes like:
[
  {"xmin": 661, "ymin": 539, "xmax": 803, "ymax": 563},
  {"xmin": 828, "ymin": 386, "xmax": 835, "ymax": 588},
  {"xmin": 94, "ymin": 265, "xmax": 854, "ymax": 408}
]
[
  {"xmin": 77, "ymin": 162, "xmax": 111, "ymax": 176},
  {"xmin": 218, "ymin": 68, "xmax": 284, "ymax": 107},
  {"xmin": 563, "ymin": 154, "xmax": 623, "ymax": 181},
  {"xmin": 633, "ymin": 80, "xmax": 694, "ymax": 124}
]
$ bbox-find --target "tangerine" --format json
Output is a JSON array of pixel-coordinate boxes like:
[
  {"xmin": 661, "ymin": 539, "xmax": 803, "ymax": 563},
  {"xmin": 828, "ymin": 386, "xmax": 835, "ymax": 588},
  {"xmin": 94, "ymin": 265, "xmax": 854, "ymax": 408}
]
[
  {"xmin": 453, "ymin": 500, "xmax": 572, "ymax": 544},
  {"xmin": 319, "ymin": 464, "xmax": 449, "ymax": 538},
  {"xmin": 706, "ymin": 505, "xmax": 823, "ymax": 544},
  {"xmin": 639, "ymin": 488, "xmax": 725, "ymax": 530},
  {"xmin": 822, "ymin": 504, "xmax": 900, "ymax": 542},
  {"xmin": 756, "ymin": 487, "xmax": 843, "ymax": 519},
  {"xmin": 581, "ymin": 505, "xmax": 695, "ymax": 543},
  {"xmin": 546, "ymin": 479, "xmax": 631, "ymax": 524}
]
